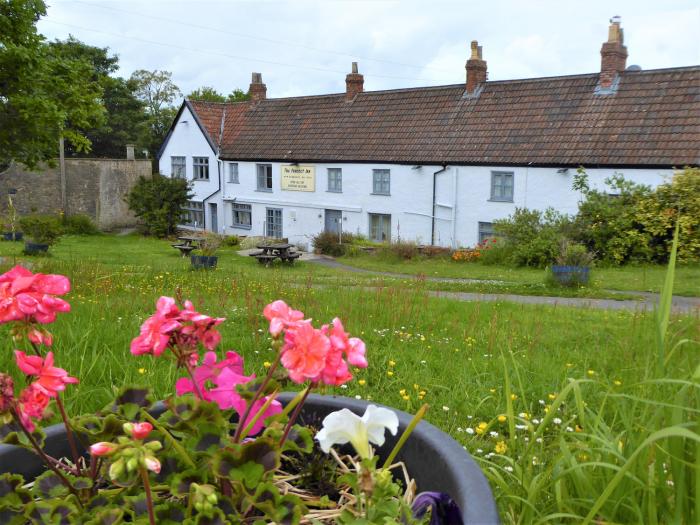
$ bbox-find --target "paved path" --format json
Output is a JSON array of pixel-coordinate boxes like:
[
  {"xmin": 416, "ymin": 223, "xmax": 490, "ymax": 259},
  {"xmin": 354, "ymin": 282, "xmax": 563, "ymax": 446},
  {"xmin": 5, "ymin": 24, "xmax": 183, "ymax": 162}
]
[{"xmin": 307, "ymin": 256, "xmax": 700, "ymax": 314}]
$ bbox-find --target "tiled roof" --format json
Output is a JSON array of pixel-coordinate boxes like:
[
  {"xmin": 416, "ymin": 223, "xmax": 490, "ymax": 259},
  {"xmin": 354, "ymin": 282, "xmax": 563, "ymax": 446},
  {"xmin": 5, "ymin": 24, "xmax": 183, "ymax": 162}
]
[{"xmin": 189, "ymin": 67, "xmax": 700, "ymax": 167}]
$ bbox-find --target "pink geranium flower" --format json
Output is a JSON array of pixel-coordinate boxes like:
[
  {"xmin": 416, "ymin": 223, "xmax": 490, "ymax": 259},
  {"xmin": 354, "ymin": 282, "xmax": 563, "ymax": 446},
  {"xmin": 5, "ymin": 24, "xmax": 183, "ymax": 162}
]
[
  {"xmin": 130, "ymin": 297, "xmax": 182, "ymax": 356},
  {"xmin": 329, "ymin": 318, "xmax": 368, "ymax": 368},
  {"xmin": 230, "ymin": 395, "xmax": 283, "ymax": 437},
  {"xmin": 175, "ymin": 351, "xmax": 246, "ymax": 401},
  {"xmin": 281, "ymin": 321, "xmax": 330, "ymax": 383},
  {"xmin": 263, "ymin": 300, "xmax": 304, "ymax": 337},
  {"xmin": 14, "ymin": 351, "xmax": 78, "ymax": 397},
  {"xmin": 17, "ymin": 383, "xmax": 51, "ymax": 432},
  {"xmin": 179, "ymin": 301, "xmax": 224, "ymax": 351},
  {"xmin": 0, "ymin": 266, "xmax": 70, "ymax": 327}
]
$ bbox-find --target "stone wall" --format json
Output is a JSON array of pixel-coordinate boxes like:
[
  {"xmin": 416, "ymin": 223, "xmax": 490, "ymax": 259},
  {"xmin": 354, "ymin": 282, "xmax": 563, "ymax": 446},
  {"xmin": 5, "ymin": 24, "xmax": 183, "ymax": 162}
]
[{"xmin": 0, "ymin": 159, "xmax": 151, "ymax": 230}]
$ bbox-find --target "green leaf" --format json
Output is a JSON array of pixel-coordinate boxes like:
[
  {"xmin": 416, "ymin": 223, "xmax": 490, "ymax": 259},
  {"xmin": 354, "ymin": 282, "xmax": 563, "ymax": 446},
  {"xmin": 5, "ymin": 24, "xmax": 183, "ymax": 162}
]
[
  {"xmin": 83, "ymin": 507, "xmax": 125, "ymax": 525},
  {"xmin": 32, "ymin": 470, "xmax": 70, "ymax": 499},
  {"xmin": 279, "ymin": 425, "xmax": 313, "ymax": 455},
  {"xmin": 107, "ymin": 385, "xmax": 154, "ymax": 420},
  {"xmin": 0, "ymin": 473, "xmax": 32, "ymax": 523}
]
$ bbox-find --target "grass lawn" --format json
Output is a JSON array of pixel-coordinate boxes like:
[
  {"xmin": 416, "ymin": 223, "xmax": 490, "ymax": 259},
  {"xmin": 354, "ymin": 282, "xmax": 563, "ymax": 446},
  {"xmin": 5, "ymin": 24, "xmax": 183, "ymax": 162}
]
[
  {"xmin": 0, "ymin": 234, "xmax": 697, "ymax": 523},
  {"xmin": 335, "ymin": 251, "xmax": 700, "ymax": 296}
]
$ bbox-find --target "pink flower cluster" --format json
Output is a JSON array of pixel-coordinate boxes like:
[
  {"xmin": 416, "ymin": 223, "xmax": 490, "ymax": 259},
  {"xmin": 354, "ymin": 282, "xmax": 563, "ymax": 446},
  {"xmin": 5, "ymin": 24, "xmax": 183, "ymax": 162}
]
[
  {"xmin": 130, "ymin": 297, "xmax": 224, "ymax": 359},
  {"xmin": 0, "ymin": 266, "xmax": 71, "ymax": 346},
  {"xmin": 176, "ymin": 351, "xmax": 281, "ymax": 436},
  {"xmin": 7, "ymin": 351, "xmax": 78, "ymax": 431},
  {"xmin": 264, "ymin": 300, "xmax": 367, "ymax": 386}
]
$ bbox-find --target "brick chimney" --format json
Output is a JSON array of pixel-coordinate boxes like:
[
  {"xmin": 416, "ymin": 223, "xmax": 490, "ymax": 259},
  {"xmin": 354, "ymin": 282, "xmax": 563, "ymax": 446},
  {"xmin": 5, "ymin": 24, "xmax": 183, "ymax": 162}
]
[
  {"xmin": 599, "ymin": 16, "xmax": 628, "ymax": 89},
  {"xmin": 345, "ymin": 62, "xmax": 364, "ymax": 101},
  {"xmin": 248, "ymin": 72, "xmax": 267, "ymax": 102},
  {"xmin": 465, "ymin": 40, "xmax": 487, "ymax": 94}
]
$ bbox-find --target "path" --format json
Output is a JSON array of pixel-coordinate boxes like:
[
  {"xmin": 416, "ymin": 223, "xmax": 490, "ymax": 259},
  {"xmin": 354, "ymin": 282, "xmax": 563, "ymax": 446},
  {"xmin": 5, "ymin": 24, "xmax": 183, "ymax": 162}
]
[{"xmin": 307, "ymin": 256, "xmax": 700, "ymax": 314}]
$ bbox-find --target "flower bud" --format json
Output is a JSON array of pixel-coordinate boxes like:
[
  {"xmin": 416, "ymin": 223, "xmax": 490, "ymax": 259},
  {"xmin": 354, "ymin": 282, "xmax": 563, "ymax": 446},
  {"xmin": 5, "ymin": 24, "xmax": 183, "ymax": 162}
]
[
  {"xmin": 143, "ymin": 456, "xmax": 161, "ymax": 474},
  {"xmin": 109, "ymin": 458, "xmax": 125, "ymax": 480},
  {"xmin": 124, "ymin": 421, "xmax": 153, "ymax": 440},
  {"xmin": 126, "ymin": 456, "xmax": 139, "ymax": 472},
  {"xmin": 89, "ymin": 442, "xmax": 116, "ymax": 456}
]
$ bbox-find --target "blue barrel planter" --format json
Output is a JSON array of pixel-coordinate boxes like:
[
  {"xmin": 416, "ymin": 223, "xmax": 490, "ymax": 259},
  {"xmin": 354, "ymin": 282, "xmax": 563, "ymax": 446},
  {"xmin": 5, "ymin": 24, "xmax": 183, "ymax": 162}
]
[
  {"xmin": 3, "ymin": 232, "xmax": 23, "ymax": 241},
  {"xmin": 551, "ymin": 265, "xmax": 590, "ymax": 286},
  {"xmin": 23, "ymin": 242, "xmax": 49, "ymax": 255}
]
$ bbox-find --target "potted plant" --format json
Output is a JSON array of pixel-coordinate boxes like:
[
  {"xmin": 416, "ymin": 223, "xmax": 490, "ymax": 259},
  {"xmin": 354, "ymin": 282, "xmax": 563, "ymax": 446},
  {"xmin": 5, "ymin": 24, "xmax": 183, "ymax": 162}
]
[
  {"xmin": 2, "ymin": 195, "xmax": 22, "ymax": 241},
  {"xmin": 0, "ymin": 270, "xmax": 498, "ymax": 524},
  {"xmin": 191, "ymin": 232, "xmax": 222, "ymax": 269},
  {"xmin": 549, "ymin": 239, "xmax": 594, "ymax": 286},
  {"xmin": 19, "ymin": 214, "xmax": 63, "ymax": 255}
]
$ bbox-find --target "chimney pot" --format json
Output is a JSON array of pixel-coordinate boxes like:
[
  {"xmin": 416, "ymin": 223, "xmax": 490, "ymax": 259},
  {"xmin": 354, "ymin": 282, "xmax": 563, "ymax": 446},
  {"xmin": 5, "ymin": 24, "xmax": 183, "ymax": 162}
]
[
  {"xmin": 466, "ymin": 40, "xmax": 487, "ymax": 94},
  {"xmin": 599, "ymin": 17, "xmax": 628, "ymax": 89},
  {"xmin": 249, "ymin": 72, "xmax": 267, "ymax": 102},
  {"xmin": 345, "ymin": 62, "xmax": 364, "ymax": 101}
]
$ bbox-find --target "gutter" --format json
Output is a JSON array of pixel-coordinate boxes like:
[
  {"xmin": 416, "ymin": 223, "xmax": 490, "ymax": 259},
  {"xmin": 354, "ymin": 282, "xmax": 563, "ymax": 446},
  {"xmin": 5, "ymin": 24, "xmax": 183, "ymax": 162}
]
[
  {"xmin": 431, "ymin": 165, "xmax": 448, "ymax": 246},
  {"xmin": 200, "ymin": 107, "xmax": 227, "ymax": 231}
]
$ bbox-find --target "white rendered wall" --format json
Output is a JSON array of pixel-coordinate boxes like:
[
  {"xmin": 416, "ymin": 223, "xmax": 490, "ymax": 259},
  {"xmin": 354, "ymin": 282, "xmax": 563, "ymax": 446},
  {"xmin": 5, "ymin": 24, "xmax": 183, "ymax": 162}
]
[{"xmin": 158, "ymin": 106, "xmax": 222, "ymax": 231}]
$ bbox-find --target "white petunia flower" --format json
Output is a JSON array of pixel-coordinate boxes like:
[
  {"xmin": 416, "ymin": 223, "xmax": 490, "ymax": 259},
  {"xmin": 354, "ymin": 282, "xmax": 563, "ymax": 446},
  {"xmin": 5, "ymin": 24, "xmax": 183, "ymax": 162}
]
[{"xmin": 315, "ymin": 405, "xmax": 399, "ymax": 459}]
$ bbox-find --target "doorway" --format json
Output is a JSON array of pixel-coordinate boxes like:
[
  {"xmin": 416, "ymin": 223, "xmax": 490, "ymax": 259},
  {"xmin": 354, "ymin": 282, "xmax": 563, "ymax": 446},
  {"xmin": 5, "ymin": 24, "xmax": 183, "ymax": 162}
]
[
  {"xmin": 209, "ymin": 203, "xmax": 218, "ymax": 233},
  {"xmin": 324, "ymin": 209, "xmax": 342, "ymax": 235}
]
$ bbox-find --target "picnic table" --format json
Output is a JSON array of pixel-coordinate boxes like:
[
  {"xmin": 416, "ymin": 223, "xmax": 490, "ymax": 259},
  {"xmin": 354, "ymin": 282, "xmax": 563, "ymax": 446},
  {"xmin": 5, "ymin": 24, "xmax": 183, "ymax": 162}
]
[
  {"xmin": 249, "ymin": 243, "xmax": 301, "ymax": 266},
  {"xmin": 172, "ymin": 235, "xmax": 204, "ymax": 257}
]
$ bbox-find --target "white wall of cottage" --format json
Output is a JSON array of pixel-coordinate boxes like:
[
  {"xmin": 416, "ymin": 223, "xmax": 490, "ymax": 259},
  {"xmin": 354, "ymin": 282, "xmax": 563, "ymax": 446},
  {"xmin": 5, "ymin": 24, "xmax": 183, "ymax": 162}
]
[{"xmin": 159, "ymin": 108, "xmax": 673, "ymax": 248}]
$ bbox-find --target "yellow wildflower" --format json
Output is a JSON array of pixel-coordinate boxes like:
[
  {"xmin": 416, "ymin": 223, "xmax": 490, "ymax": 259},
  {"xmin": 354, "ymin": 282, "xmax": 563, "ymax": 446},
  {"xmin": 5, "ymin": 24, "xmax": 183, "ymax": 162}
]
[
  {"xmin": 510, "ymin": 394, "xmax": 518, "ymax": 401},
  {"xmin": 497, "ymin": 415, "xmax": 507, "ymax": 423},
  {"xmin": 138, "ymin": 368, "xmax": 146, "ymax": 374},
  {"xmin": 476, "ymin": 422, "xmax": 488, "ymax": 435},
  {"xmin": 263, "ymin": 361, "xmax": 272, "ymax": 368},
  {"xmin": 402, "ymin": 395, "xmax": 410, "ymax": 401},
  {"xmin": 613, "ymin": 380, "xmax": 622, "ymax": 386},
  {"xmin": 587, "ymin": 369, "xmax": 595, "ymax": 376},
  {"xmin": 495, "ymin": 441, "xmax": 507, "ymax": 454},
  {"xmin": 388, "ymin": 360, "xmax": 396, "ymax": 367},
  {"xmin": 358, "ymin": 379, "xmax": 366, "ymax": 386},
  {"xmin": 548, "ymin": 393, "xmax": 557, "ymax": 400},
  {"xmin": 387, "ymin": 371, "xmax": 394, "ymax": 377}
]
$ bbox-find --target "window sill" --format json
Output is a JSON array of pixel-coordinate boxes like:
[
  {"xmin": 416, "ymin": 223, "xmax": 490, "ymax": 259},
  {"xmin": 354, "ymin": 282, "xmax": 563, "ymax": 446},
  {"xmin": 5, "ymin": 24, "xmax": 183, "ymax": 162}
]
[
  {"xmin": 326, "ymin": 190, "xmax": 342, "ymax": 193},
  {"xmin": 371, "ymin": 193, "xmax": 391, "ymax": 196},
  {"xmin": 231, "ymin": 224, "xmax": 252, "ymax": 230},
  {"xmin": 193, "ymin": 178, "xmax": 210, "ymax": 182},
  {"xmin": 488, "ymin": 198, "xmax": 514, "ymax": 203},
  {"xmin": 256, "ymin": 189, "xmax": 273, "ymax": 193},
  {"xmin": 226, "ymin": 181, "xmax": 240, "ymax": 184}
]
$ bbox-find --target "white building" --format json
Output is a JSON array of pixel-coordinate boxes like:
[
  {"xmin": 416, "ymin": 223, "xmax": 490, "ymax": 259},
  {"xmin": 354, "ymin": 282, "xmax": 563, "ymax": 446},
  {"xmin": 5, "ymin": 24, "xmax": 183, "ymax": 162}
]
[{"xmin": 158, "ymin": 19, "xmax": 699, "ymax": 249}]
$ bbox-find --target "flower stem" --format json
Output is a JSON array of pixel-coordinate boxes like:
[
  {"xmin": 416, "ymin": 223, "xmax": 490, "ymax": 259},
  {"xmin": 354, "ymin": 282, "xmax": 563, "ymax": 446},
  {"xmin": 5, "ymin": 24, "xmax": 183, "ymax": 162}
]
[
  {"xmin": 237, "ymin": 390, "xmax": 279, "ymax": 442},
  {"xmin": 141, "ymin": 409, "xmax": 195, "ymax": 468},
  {"xmin": 382, "ymin": 403, "xmax": 429, "ymax": 469},
  {"xmin": 55, "ymin": 394, "xmax": 82, "ymax": 476},
  {"xmin": 279, "ymin": 382, "xmax": 314, "ymax": 447},
  {"xmin": 140, "ymin": 467, "xmax": 157, "ymax": 525},
  {"xmin": 232, "ymin": 352, "xmax": 281, "ymax": 443},
  {"xmin": 184, "ymin": 361, "xmax": 206, "ymax": 401}
]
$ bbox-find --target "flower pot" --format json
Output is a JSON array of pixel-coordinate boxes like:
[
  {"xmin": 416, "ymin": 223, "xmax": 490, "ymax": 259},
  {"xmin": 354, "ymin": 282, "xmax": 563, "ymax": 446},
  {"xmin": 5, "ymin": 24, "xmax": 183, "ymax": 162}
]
[
  {"xmin": 3, "ymin": 232, "xmax": 23, "ymax": 241},
  {"xmin": 191, "ymin": 255, "xmax": 218, "ymax": 269},
  {"xmin": 0, "ymin": 393, "xmax": 499, "ymax": 524},
  {"xmin": 551, "ymin": 265, "xmax": 589, "ymax": 286},
  {"xmin": 23, "ymin": 241, "xmax": 49, "ymax": 255}
]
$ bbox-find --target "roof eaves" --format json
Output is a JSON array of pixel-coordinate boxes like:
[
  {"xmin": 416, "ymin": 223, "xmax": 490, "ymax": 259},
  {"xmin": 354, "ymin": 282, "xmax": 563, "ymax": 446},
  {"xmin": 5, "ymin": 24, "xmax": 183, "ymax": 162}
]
[{"xmin": 185, "ymin": 99, "xmax": 220, "ymax": 154}]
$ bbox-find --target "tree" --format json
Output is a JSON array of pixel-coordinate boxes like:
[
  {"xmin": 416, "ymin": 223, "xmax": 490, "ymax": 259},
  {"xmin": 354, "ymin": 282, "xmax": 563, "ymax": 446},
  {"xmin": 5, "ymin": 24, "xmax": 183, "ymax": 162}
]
[
  {"xmin": 130, "ymin": 69, "xmax": 181, "ymax": 156},
  {"xmin": 227, "ymin": 88, "xmax": 251, "ymax": 102},
  {"xmin": 188, "ymin": 86, "xmax": 226, "ymax": 102},
  {"xmin": 126, "ymin": 174, "xmax": 192, "ymax": 237},
  {"xmin": 0, "ymin": 1, "xmax": 105, "ymax": 167},
  {"xmin": 49, "ymin": 37, "xmax": 148, "ymax": 158}
]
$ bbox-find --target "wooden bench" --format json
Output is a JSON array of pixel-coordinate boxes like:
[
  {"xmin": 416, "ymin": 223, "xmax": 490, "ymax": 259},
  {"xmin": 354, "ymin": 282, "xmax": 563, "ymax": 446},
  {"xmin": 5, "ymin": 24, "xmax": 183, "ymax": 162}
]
[
  {"xmin": 172, "ymin": 244, "xmax": 196, "ymax": 257},
  {"xmin": 281, "ymin": 252, "xmax": 301, "ymax": 263},
  {"xmin": 254, "ymin": 254, "xmax": 278, "ymax": 266}
]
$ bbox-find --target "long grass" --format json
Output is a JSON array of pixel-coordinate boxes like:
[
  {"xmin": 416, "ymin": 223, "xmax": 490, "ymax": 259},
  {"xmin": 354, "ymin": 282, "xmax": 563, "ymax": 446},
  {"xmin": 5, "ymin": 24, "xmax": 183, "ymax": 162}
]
[{"xmin": 0, "ymin": 234, "xmax": 697, "ymax": 522}]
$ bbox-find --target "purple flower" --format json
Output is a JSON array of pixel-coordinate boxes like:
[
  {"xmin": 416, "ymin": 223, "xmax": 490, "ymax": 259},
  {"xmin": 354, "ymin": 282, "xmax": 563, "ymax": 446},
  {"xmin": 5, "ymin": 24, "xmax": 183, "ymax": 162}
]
[{"xmin": 411, "ymin": 491, "xmax": 463, "ymax": 525}]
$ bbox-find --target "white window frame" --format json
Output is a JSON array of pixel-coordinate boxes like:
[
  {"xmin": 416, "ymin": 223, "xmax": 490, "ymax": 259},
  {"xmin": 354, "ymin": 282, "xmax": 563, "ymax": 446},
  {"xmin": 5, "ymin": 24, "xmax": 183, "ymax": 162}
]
[
  {"xmin": 266, "ymin": 207, "xmax": 283, "ymax": 238},
  {"xmin": 478, "ymin": 221, "xmax": 495, "ymax": 244},
  {"xmin": 182, "ymin": 201, "xmax": 204, "ymax": 228},
  {"xmin": 369, "ymin": 213, "xmax": 391, "ymax": 242},
  {"xmin": 256, "ymin": 164, "xmax": 273, "ymax": 192},
  {"xmin": 490, "ymin": 171, "xmax": 514, "ymax": 202},
  {"xmin": 171, "ymin": 156, "xmax": 186, "ymax": 179},
  {"xmin": 192, "ymin": 157, "xmax": 209, "ymax": 180},
  {"xmin": 372, "ymin": 169, "xmax": 390, "ymax": 195},
  {"xmin": 327, "ymin": 168, "xmax": 342, "ymax": 193},
  {"xmin": 228, "ymin": 163, "xmax": 239, "ymax": 183},
  {"xmin": 231, "ymin": 202, "xmax": 251, "ymax": 229}
]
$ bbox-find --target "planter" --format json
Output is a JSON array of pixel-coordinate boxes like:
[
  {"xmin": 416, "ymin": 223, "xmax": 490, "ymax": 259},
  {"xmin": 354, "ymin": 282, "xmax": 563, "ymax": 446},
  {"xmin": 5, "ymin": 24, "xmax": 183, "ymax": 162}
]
[
  {"xmin": 23, "ymin": 241, "xmax": 49, "ymax": 255},
  {"xmin": 551, "ymin": 265, "xmax": 589, "ymax": 286},
  {"xmin": 0, "ymin": 394, "xmax": 499, "ymax": 523},
  {"xmin": 2, "ymin": 232, "xmax": 23, "ymax": 241},
  {"xmin": 191, "ymin": 255, "xmax": 218, "ymax": 269}
]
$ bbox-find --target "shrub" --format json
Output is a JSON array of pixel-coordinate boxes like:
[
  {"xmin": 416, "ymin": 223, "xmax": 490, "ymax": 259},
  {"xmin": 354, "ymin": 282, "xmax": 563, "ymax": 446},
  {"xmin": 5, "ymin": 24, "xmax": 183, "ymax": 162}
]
[
  {"xmin": 555, "ymin": 240, "xmax": 594, "ymax": 267},
  {"xmin": 420, "ymin": 245, "xmax": 451, "ymax": 257},
  {"xmin": 61, "ymin": 214, "xmax": 98, "ymax": 235},
  {"xmin": 19, "ymin": 214, "xmax": 63, "ymax": 245},
  {"xmin": 452, "ymin": 246, "xmax": 482, "ymax": 262},
  {"xmin": 199, "ymin": 232, "xmax": 223, "ymax": 256},
  {"xmin": 479, "ymin": 237, "xmax": 511, "ymax": 265},
  {"xmin": 221, "ymin": 235, "xmax": 240, "ymax": 247},
  {"xmin": 311, "ymin": 231, "xmax": 358, "ymax": 256},
  {"xmin": 126, "ymin": 174, "xmax": 192, "ymax": 238},
  {"xmin": 381, "ymin": 240, "xmax": 420, "ymax": 260}
]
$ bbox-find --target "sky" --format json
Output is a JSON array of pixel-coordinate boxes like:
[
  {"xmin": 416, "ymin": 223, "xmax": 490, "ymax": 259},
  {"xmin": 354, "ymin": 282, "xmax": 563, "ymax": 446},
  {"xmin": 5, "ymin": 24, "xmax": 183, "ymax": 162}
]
[{"xmin": 38, "ymin": 0, "xmax": 700, "ymax": 99}]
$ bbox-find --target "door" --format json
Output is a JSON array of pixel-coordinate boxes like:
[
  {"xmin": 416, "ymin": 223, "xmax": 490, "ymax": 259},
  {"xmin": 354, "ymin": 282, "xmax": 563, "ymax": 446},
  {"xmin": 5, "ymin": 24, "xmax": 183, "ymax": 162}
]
[
  {"xmin": 369, "ymin": 213, "xmax": 391, "ymax": 242},
  {"xmin": 324, "ymin": 209, "xmax": 342, "ymax": 234},
  {"xmin": 266, "ymin": 208, "xmax": 283, "ymax": 238},
  {"xmin": 209, "ymin": 203, "xmax": 218, "ymax": 233}
]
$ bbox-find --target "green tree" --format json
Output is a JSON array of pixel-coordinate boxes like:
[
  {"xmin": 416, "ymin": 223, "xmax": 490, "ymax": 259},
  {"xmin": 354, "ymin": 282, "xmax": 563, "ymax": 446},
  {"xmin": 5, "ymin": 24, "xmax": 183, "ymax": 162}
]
[
  {"xmin": 0, "ymin": 1, "xmax": 105, "ymax": 167},
  {"xmin": 50, "ymin": 37, "xmax": 148, "ymax": 158},
  {"xmin": 188, "ymin": 86, "xmax": 226, "ymax": 102},
  {"xmin": 130, "ymin": 69, "xmax": 181, "ymax": 156},
  {"xmin": 227, "ymin": 88, "xmax": 250, "ymax": 102},
  {"xmin": 126, "ymin": 174, "xmax": 192, "ymax": 237}
]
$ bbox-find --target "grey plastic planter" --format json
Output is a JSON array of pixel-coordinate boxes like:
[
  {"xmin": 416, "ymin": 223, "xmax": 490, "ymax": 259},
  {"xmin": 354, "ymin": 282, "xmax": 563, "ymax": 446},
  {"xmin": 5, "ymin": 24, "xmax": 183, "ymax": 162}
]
[
  {"xmin": 23, "ymin": 242, "xmax": 49, "ymax": 255},
  {"xmin": 0, "ymin": 393, "xmax": 499, "ymax": 524},
  {"xmin": 191, "ymin": 255, "xmax": 218, "ymax": 269},
  {"xmin": 2, "ymin": 232, "xmax": 23, "ymax": 241}
]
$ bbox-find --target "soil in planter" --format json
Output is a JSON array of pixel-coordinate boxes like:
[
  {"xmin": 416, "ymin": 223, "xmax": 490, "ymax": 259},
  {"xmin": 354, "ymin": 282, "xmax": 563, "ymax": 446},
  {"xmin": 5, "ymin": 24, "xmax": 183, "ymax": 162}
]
[{"xmin": 281, "ymin": 444, "xmax": 342, "ymax": 502}]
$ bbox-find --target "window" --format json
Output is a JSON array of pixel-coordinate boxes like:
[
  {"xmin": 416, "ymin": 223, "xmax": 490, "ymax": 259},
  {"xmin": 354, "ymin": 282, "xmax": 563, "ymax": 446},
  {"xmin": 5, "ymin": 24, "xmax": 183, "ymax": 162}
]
[
  {"xmin": 257, "ymin": 164, "xmax": 273, "ymax": 191},
  {"xmin": 171, "ymin": 156, "xmax": 186, "ymax": 179},
  {"xmin": 490, "ymin": 171, "xmax": 514, "ymax": 202},
  {"xmin": 372, "ymin": 169, "xmax": 390, "ymax": 195},
  {"xmin": 182, "ymin": 201, "xmax": 204, "ymax": 228},
  {"xmin": 193, "ymin": 157, "xmax": 209, "ymax": 180},
  {"xmin": 478, "ymin": 222, "xmax": 495, "ymax": 244},
  {"xmin": 327, "ymin": 168, "xmax": 342, "ymax": 192},
  {"xmin": 232, "ymin": 203, "xmax": 251, "ymax": 229},
  {"xmin": 228, "ymin": 163, "xmax": 239, "ymax": 183},
  {"xmin": 266, "ymin": 208, "xmax": 282, "ymax": 238},
  {"xmin": 369, "ymin": 213, "xmax": 391, "ymax": 242}
]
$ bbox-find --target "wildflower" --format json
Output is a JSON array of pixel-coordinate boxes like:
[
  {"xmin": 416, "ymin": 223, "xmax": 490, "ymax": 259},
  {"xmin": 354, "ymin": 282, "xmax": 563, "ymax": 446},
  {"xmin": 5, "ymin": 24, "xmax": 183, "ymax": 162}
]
[
  {"xmin": 497, "ymin": 415, "xmax": 507, "ymax": 423},
  {"xmin": 553, "ymin": 417, "xmax": 562, "ymax": 425},
  {"xmin": 442, "ymin": 406, "xmax": 450, "ymax": 412},
  {"xmin": 387, "ymin": 371, "xmax": 394, "ymax": 377},
  {"xmin": 476, "ymin": 422, "xmax": 488, "ymax": 435},
  {"xmin": 489, "ymin": 388, "xmax": 496, "ymax": 394},
  {"xmin": 358, "ymin": 379, "xmax": 366, "ymax": 386},
  {"xmin": 504, "ymin": 466, "xmax": 513, "ymax": 472},
  {"xmin": 565, "ymin": 363, "xmax": 573, "ymax": 368},
  {"xmin": 388, "ymin": 360, "xmax": 396, "ymax": 367},
  {"xmin": 138, "ymin": 368, "xmax": 146, "ymax": 374},
  {"xmin": 263, "ymin": 300, "xmax": 304, "ymax": 337},
  {"xmin": 510, "ymin": 394, "xmax": 518, "ymax": 401},
  {"xmin": 263, "ymin": 361, "xmax": 271, "ymax": 368},
  {"xmin": 548, "ymin": 393, "xmax": 557, "ymax": 400},
  {"xmin": 587, "ymin": 369, "xmax": 595, "ymax": 377},
  {"xmin": 14, "ymin": 351, "xmax": 78, "ymax": 397},
  {"xmin": 489, "ymin": 431, "xmax": 499, "ymax": 438},
  {"xmin": 144, "ymin": 456, "xmax": 161, "ymax": 474},
  {"xmin": 495, "ymin": 441, "xmax": 507, "ymax": 454},
  {"xmin": 575, "ymin": 425, "xmax": 583, "ymax": 432},
  {"xmin": 465, "ymin": 428, "xmax": 475, "ymax": 435},
  {"xmin": 402, "ymin": 395, "xmax": 410, "ymax": 401},
  {"xmin": 518, "ymin": 412, "xmax": 530, "ymax": 420},
  {"xmin": 315, "ymin": 405, "xmax": 399, "ymax": 459},
  {"xmin": 613, "ymin": 380, "xmax": 622, "ymax": 386}
]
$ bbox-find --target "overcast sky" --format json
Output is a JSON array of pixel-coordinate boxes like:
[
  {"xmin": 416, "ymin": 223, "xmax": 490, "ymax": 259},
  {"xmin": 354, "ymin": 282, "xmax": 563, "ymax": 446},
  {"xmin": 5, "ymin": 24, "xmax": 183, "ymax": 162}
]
[{"xmin": 38, "ymin": 0, "xmax": 700, "ymax": 99}]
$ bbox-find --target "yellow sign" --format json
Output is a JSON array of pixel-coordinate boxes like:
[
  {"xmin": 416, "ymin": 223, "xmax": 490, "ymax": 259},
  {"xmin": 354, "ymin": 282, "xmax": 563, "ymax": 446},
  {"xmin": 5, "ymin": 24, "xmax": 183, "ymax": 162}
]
[{"xmin": 281, "ymin": 165, "xmax": 315, "ymax": 192}]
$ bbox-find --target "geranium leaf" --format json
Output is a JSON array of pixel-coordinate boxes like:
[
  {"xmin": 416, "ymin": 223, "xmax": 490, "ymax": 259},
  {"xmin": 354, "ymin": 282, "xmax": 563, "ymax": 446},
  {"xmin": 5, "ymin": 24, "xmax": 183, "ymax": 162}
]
[
  {"xmin": 108, "ymin": 386, "xmax": 154, "ymax": 420},
  {"xmin": 280, "ymin": 426, "xmax": 313, "ymax": 454},
  {"xmin": 32, "ymin": 470, "xmax": 70, "ymax": 499},
  {"xmin": 154, "ymin": 502, "xmax": 186, "ymax": 524},
  {"xmin": 239, "ymin": 439, "xmax": 280, "ymax": 473},
  {"xmin": 83, "ymin": 507, "xmax": 124, "ymax": 525}
]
